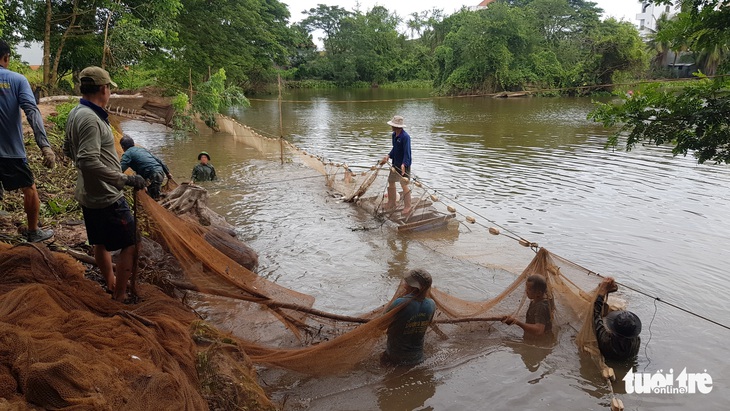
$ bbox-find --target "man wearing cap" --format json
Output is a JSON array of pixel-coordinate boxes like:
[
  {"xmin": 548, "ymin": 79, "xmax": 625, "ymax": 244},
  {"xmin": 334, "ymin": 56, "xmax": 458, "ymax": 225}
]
[
  {"xmin": 379, "ymin": 115, "xmax": 412, "ymax": 214},
  {"xmin": 593, "ymin": 277, "xmax": 641, "ymax": 361},
  {"xmin": 0, "ymin": 40, "xmax": 56, "ymax": 242},
  {"xmin": 383, "ymin": 269, "xmax": 436, "ymax": 366},
  {"xmin": 64, "ymin": 66, "xmax": 146, "ymax": 302},
  {"xmin": 191, "ymin": 151, "xmax": 216, "ymax": 182},
  {"xmin": 120, "ymin": 134, "xmax": 172, "ymax": 200}
]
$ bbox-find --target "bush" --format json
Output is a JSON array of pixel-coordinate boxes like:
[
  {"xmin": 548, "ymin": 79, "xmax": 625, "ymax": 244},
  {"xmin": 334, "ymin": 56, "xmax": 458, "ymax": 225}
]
[
  {"xmin": 379, "ymin": 80, "xmax": 433, "ymax": 89},
  {"xmin": 47, "ymin": 102, "xmax": 77, "ymax": 131},
  {"xmin": 111, "ymin": 66, "xmax": 159, "ymax": 90}
]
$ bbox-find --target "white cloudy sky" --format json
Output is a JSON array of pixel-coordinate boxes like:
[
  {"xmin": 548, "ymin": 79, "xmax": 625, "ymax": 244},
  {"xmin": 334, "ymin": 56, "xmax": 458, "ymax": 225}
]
[
  {"xmin": 283, "ymin": 0, "xmax": 643, "ymax": 22},
  {"xmin": 17, "ymin": 0, "xmax": 643, "ymax": 64}
]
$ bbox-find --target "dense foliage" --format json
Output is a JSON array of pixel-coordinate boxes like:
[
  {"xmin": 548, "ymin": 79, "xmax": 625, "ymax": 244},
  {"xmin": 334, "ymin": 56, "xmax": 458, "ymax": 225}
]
[
  {"xmin": 2, "ymin": 0, "xmax": 651, "ymax": 96},
  {"xmin": 7, "ymin": 0, "xmax": 728, "ymax": 138},
  {"xmin": 291, "ymin": 0, "xmax": 647, "ymax": 94},
  {"xmin": 590, "ymin": 1, "xmax": 730, "ymax": 165}
]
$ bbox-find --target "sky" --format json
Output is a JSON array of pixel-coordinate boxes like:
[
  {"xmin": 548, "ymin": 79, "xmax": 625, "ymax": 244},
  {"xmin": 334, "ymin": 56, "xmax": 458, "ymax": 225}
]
[
  {"xmin": 17, "ymin": 0, "xmax": 643, "ymax": 65},
  {"xmin": 283, "ymin": 0, "xmax": 643, "ymax": 23}
]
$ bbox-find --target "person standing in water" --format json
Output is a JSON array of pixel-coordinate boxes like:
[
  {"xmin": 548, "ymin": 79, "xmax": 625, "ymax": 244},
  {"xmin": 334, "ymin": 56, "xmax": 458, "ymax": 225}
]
[
  {"xmin": 191, "ymin": 151, "xmax": 216, "ymax": 182},
  {"xmin": 380, "ymin": 115, "xmax": 412, "ymax": 214}
]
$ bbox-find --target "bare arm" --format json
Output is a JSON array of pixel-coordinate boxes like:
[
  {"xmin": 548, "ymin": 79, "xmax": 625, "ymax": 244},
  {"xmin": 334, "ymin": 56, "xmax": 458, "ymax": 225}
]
[{"xmin": 503, "ymin": 316, "xmax": 546, "ymax": 336}]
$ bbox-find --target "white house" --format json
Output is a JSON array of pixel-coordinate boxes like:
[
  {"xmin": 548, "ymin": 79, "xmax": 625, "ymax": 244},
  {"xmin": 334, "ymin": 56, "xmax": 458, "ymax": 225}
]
[{"xmin": 636, "ymin": 1, "xmax": 676, "ymax": 36}]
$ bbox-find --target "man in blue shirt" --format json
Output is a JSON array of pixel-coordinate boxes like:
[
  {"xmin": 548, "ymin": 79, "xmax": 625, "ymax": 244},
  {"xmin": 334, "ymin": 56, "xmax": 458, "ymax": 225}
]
[
  {"xmin": 383, "ymin": 269, "xmax": 436, "ymax": 366},
  {"xmin": 380, "ymin": 115, "xmax": 412, "ymax": 214},
  {"xmin": 120, "ymin": 135, "xmax": 172, "ymax": 200},
  {"xmin": 0, "ymin": 40, "xmax": 55, "ymax": 242}
]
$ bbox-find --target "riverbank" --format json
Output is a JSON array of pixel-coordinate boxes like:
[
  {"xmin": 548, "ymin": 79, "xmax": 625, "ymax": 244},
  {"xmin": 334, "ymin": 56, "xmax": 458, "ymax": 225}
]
[{"xmin": 0, "ymin": 101, "xmax": 276, "ymax": 410}]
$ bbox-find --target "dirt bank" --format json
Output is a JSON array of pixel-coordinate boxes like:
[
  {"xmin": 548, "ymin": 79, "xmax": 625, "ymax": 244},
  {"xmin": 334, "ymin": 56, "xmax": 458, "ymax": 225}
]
[{"xmin": 0, "ymin": 101, "xmax": 275, "ymax": 410}]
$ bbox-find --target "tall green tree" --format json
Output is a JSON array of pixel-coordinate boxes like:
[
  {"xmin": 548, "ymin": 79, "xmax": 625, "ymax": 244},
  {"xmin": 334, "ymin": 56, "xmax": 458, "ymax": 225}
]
[
  {"xmin": 583, "ymin": 18, "xmax": 648, "ymax": 87},
  {"xmin": 6, "ymin": 0, "xmax": 181, "ymax": 92},
  {"xmin": 300, "ymin": 4, "xmax": 352, "ymax": 55},
  {"xmin": 433, "ymin": 4, "xmax": 537, "ymax": 93},
  {"xmin": 175, "ymin": 0, "xmax": 291, "ymax": 90}
]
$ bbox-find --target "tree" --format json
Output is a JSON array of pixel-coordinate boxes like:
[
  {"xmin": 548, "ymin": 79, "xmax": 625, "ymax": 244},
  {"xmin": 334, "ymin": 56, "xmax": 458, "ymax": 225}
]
[
  {"xmin": 584, "ymin": 18, "xmax": 648, "ymax": 87},
  {"xmin": 175, "ymin": 0, "xmax": 291, "ymax": 90},
  {"xmin": 0, "ymin": 6, "xmax": 6, "ymax": 38},
  {"xmin": 406, "ymin": 11, "xmax": 428, "ymax": 39},
  {"xmin": 433, "ymin": 4, "xmax": 537, "ymax": 93},
  {"xmin": 192, "ymin": 68, "xmax": 249, "ymax": 129},
  {"xmin": 7, "ymin": 0, "xmax": 182, "ymax": 92},
  {"xmin": 589, "ymin": 1, "xmax": 730, "ymax": 165},
  {"xmin": 300, "ymin": 4, "xmax": 352, "ymax": 54},
  {"xmin": 649, "ymin": 1, "xmax": 730, "ymax": 76},
  {"xmin": 589, "ymin": 77, "xmax": 730, "ymax": 164}
]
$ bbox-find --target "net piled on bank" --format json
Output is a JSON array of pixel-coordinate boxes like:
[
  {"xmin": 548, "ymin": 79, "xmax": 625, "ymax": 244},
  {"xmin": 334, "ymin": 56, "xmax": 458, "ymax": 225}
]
[{"xmin": 0, "ymin": 243, "xmax": 208, "ymax": 410}]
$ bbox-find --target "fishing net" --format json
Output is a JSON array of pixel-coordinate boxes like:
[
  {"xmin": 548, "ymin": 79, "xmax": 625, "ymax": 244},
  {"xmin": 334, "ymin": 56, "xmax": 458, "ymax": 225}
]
[
  {"xmin": 0, "ymin": 243, "xmax": 208, "ymax": 410},
  {"xmin": 4, "ymin": 114, "xmax": 621, "ymax": 408},
  {"xmin": 134, "ymin": 117, "xmax": 613, "ymax": 378}
]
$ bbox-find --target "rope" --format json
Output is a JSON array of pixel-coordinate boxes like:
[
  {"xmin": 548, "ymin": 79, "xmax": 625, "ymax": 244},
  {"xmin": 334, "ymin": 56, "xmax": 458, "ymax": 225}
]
[
  {"xmin": 238, "ymin": 116, "xmax": 730, "ymax": 333},
  {"xmin": 551, "ymin": 251, "xmax": 730, "ymax": 332},
  {"xmin": 643, "ymin": 298, "xmax": 658, "ymax": 372}
]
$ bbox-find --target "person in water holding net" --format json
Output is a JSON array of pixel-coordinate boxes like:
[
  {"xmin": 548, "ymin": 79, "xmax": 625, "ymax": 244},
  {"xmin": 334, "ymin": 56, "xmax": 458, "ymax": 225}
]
[
  {"xmin": 502, "ymin": 274, "xmax": 553, "ymax": 341},
  {"xmin": 379, "ymin": 115, "xmax": 412, "ymax": 215},
  {"xmin": 382, "ymin": 269, "xmax": 436, "ymax": 366},
  {"xmin": 191, "ymin": 151, "xmax": 216, "ymax": 182},
  {"xmin": 119, "ymin": 135, "xmax": 172, "ymax": 200},
  {"xmin": 593, "ymin": 277, "xmax": 641, "ymax": 361}
]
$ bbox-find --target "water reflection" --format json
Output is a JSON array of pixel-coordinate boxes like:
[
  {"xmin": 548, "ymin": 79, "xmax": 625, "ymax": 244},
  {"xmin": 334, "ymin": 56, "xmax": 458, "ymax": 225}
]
[
  {"xmin": 386, "ymin": 236, "xmax": 410, "ymax": 280},
  {"xmin": 377, "ymin": 367, "xmax": 437, "ymax": 411},
  {"xmin": 504, "ymin": 339, "xmax": 554, "ymax": 373}
]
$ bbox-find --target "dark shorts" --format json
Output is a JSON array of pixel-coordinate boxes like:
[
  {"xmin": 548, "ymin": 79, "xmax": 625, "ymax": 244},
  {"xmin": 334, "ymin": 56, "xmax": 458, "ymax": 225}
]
[
  {"xmin": 388, "ymin": 165, "xmax": 411, "ymax": 183},
  {"xmin": 82, "ymin": 197, "xmax": 137, "ymax": 251},
  {"xmin": 145, "ymin": 171, "xmax": 165, "ymax": 200},
  {"xmin": 0, "ymin": 158, "xmax": 34, "ymax": 191}
]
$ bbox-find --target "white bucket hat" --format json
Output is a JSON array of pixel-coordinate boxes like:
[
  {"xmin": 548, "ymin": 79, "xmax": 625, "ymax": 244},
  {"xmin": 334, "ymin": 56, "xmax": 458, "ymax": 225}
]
[{"xmin": 387, "ymin": 115, "xmax": 406, "ymax": 128}]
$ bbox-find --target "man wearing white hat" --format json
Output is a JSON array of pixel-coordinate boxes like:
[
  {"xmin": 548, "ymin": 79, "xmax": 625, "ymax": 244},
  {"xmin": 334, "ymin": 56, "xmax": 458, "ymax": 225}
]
[{"xmin": 380, "ymin": 115, "xmax": 412, "ymax": 214}]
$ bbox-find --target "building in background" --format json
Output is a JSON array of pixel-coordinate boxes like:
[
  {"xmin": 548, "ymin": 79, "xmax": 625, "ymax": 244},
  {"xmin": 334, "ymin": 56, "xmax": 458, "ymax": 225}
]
[
  {"xmin": 635, "ymin": 1, "xmax": 676, "ymax": 37},
  {"xmin": 471, "ymin": 0, "xmax": 495, "ymax": 11}
]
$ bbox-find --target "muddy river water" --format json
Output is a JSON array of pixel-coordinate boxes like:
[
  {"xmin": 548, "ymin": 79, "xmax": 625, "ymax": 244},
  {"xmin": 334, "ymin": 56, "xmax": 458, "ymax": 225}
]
[{"xmin": 122, "ymin": 89, "xmax": 730, "ymax": 410}]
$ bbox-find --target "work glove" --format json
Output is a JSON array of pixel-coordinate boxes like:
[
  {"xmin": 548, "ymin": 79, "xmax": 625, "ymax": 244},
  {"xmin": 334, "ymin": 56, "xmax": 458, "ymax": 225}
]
[
  {"xmin": 41, "ymin": 147, "xmax": 56, "ymax": 169},
  {"xmin": 125, "ymin": 175, "xmax": 147, "ymax": 190}
]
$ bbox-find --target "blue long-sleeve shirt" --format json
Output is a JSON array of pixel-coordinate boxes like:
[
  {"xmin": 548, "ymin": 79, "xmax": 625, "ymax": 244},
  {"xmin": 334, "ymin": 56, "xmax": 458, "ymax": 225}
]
[
  {"xmin": 120, "ymin": 146, "xmax": 170, "ymax": 179},
  {"xmin": 0, "ymin": 66, "xmax": 50, "ymax": 158},
  {"xmin": 388, "ymin": 129, "xmax": 412, "ymax": 168}
]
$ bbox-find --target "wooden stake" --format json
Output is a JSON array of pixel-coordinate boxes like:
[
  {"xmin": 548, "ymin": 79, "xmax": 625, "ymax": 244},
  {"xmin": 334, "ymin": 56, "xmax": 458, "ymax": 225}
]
[
  {"xmin": 278, "ymin": 71, "xmax": 284, "ymax": 164},
  {"xmin": 188, "ymin": 68, "xmax": 193, "ymax": 103}
]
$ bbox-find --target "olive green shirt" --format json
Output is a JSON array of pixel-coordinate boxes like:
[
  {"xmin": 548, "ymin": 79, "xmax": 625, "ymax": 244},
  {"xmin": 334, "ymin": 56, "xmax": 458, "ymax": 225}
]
[
  {"xmin": 191, "ymin": 163, "xmax": 216, "ymax": 182},
  {"xmin": 64, "ymin": 103, "xmax": 127, "ymax": 208}
]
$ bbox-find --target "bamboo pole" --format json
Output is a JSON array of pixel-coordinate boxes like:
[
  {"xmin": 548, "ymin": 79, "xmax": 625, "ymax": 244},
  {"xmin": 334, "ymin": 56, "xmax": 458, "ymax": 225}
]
[{"xmin": 278, "ymin": 71, "xmax": 284, "ymax": 164}]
